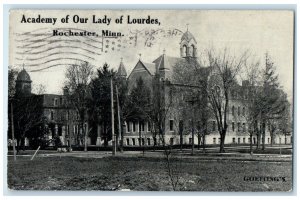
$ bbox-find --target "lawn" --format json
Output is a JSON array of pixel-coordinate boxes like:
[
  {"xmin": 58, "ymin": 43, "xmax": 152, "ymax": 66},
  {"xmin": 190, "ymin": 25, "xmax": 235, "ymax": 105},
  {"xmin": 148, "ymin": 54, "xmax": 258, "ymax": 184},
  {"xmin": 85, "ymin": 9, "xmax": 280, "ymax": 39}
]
[{"xmin": 7, "ymin": 155, "xmax": 292, "ymax": 191}]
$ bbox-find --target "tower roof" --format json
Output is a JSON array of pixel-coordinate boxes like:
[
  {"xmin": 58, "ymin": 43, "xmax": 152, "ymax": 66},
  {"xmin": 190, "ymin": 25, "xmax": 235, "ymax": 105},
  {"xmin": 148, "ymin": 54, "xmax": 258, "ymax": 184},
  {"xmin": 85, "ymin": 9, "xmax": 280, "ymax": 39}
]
[
  {"xmin": 17, "ymin": 68, "xmax": 31, "ymax": 82},
  {"xmin": 181, "ymin": 30, "xmax": 197, "ymax": 43},
  {"xmin": 117, "ymin": 59, "xmax": 127, "ymax": 77}
]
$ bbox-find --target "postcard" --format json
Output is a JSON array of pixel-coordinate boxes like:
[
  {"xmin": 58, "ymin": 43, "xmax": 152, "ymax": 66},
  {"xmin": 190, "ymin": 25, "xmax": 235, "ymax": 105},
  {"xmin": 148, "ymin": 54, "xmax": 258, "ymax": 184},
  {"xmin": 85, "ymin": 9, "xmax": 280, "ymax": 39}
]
[{"xmin": 7, "ymin": 9, "xmax": 294, "ymax": 191}]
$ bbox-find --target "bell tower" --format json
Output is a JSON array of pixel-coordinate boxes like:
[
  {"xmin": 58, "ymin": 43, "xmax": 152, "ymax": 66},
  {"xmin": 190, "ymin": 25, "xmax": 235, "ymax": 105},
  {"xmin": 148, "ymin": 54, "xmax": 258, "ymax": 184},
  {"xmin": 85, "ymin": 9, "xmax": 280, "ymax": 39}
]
[
  {"xmin": 180, "ymin": 25, "xmax": 197, "ymax": 58},
  {"xmin": 15, "ymin": 65, "xmax": 32, "ymax": 96}
]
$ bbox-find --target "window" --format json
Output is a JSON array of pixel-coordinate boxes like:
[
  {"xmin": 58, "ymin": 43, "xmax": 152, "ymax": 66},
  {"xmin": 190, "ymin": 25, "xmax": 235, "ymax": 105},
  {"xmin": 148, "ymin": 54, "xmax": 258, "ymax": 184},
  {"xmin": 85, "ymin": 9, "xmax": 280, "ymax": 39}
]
[
  {"xmin": 50, "ymin": 111, "xmax": 54, "ymax": 120},
  {"xmin": 191, "ymin": 45, "xmax": 196, "ymax": 57},
  {"xmin": 147, "ymin": 122, "xmax": 151, "ymax": 132},
  {"xmin": 189, "ymin": 138, "xmax": 193, "ymax": 144},
  {"xmin": 183, "ymin": 45, "xmax": 187, "ymax": 57},
  {"xmin": 54, "ymin": 98, "xmax": 58, "ymax": 106},
  {"xmin": 212, "ymin": 121, "xmax": 216, "ymax": 131},
  {"xmin": 238, "ymin": 138, "xmax": 240, "ymax": 144},
  {"xmin": 60, "ymin": 97, "xmax": 63, "ymax": 105},
  {"xmin": 127, "ymin": 122, "xmax": 130, "ymax": 132},
  {"xmin": 126, "ymin": 138, "xmax": 130, "ymax": 145},
  {"xmin": 248, "ymin": 138, "xmax": 251, "ymax": 143},
  {"xmin": 243, "ymin": 138, "xmax": 246, "ymax": 143},
  {"xmin": 268, "ymin": 138, "xmax": 270, "ymax": 144},
  {"xmin": 232, "ymin": 137, "xmax": 236, "ymax": 143},
  {"xmin": 237, "ymin": 122, "xmax": 241, "ymax": 132},
  {"xmin": 218, "ymin": 138, "xmax": 221, "ymax": 144},
  {"xmin": 232, "ymin": 122, "xmax": 235, "ymax": 132},
  {"xmin": 147, "ymin": 138, "xmax": 151, "ymax": 146},
  {"xmin": 133, "ymin": 122, "xmax": 136, "ymax": 132},
  {"xmin": 142, "ymin": 138, "xmax": 145, "ymax": 145},
  {"xmin": 153, "ymin": 137, "xmax": 157, "ymax": 146},
  {"xmin": 242, "ymin": 107, "xmax": 245, "ymax": 116},
  {"xmin": 253, "ymin": 137, "xmax": 256, "ymax": 144},
  {"xmin": 242, "ymin": 123, "xmax": 246, "ymax": 132},
  {"xmin": 213, "ymin": 138, "xmax": 216, "ymax": 144},
  {"xmin": 132, "ymin": 138, "xmax": 136, "ymax": 146},
  {"xmin": 238, "ymin": 107, "xmax": 240, "ymax": 116},
  {"xmin": 140, "ymin": 122, "xmax": 145, "ymax": 132},
  {"xmin": 170, "ymin": 138, "xmax": 174, "ymax": 145},
  {"xmin": 232, "ymin": 106, "xmax": 235, "ymax": 115},
  {"xmin": 169, "ymin": 120, "xmax": 174, "ymax": 131}
]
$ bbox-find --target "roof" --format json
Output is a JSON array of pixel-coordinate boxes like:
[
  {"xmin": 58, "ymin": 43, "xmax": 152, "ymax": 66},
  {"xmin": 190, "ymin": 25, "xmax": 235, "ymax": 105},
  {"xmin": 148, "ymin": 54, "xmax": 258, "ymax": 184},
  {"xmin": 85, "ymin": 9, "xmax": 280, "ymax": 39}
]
[
  {"xmin": 181, "ymin": 30, "xmax": 197, "ymax": 43},
  {"xmin": 117, "ymin": 61, "xmax": 127, "ymax": 77},
  {"xmin": 127, "ymin": 60, "xmax": 156, "ymax": 80},
  {"xmin": 17, "ymin": 69, "xmax": 31, "ymax": 82},
  {"xmin": 142, "ymin": 61, "xmax": 156, "ymax": 75},
  {"xmin": 153, "ymin": 55, "xmax": 184, "ymax": 71}
]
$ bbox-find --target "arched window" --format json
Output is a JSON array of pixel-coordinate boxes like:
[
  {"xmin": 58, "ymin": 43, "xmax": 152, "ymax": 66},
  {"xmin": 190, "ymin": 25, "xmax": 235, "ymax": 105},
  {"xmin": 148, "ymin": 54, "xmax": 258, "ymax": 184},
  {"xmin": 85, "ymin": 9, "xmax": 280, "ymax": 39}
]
[
  {"xmin": 182, "ymin": 45, "xmax": 187, "ymax": 57},
  {"xmin": 191, "ymin": 45, "xmax": 196, "ymax": 57}
]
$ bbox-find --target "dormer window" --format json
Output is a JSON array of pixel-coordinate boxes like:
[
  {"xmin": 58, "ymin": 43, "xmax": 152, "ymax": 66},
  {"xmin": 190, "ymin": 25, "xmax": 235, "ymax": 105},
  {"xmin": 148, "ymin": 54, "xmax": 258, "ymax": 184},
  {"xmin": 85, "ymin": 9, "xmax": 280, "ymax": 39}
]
[{"xmin": 54, "ymin": 98, "xmax": 58, "ymax": 106}]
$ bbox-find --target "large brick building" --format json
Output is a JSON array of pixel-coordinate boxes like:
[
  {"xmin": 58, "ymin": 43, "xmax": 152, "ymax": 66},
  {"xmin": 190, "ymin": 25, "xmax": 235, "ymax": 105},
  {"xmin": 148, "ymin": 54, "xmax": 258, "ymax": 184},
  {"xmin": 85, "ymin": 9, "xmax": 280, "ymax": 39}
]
[
  {"xmin": 122, "ymin": 30, "xmax": 292, "ymax": 147},
  {"xmin": 13, "ymin": 30, "xmax": 292, "ymax": 148}
]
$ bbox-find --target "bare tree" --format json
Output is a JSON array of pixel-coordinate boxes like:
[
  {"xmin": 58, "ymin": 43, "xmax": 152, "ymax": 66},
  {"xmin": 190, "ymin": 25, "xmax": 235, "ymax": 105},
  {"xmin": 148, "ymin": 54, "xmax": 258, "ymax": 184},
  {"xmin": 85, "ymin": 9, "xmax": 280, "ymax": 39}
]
[
  {"xmin": 64, "ymin": 61, "xmax": 93, "ymax": 151},
  {"xmin": 32, "ymin": 84, "xmax": 47, "ymax": 95},
  {"xmin": 241, "ymin": 58, "xmax": 261, "ymax": 154},
  {"xmin": 206, "ymin": 48, "xmax": 249, "ymax": 152}
]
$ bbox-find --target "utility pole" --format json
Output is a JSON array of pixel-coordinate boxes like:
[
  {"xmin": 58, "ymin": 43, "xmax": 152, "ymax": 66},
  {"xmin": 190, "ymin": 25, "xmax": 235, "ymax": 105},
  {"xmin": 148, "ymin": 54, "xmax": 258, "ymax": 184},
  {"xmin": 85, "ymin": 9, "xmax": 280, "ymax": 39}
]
[
  {"xmin": 116, "ymin": 85, "xmax": 122, "ymax": 152},
  {"xmin": 10, "ymin": 102, "xmax": 16, "ymax": 161},
  {"xmin": 111, "ymin": 77, "xmax": 116, "ymax": 155}
]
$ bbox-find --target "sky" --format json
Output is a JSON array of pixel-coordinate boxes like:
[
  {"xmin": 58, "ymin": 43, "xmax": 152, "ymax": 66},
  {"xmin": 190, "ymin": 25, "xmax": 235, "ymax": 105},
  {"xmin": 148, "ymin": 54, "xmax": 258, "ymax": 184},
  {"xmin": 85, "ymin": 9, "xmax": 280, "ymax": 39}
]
[{"xmin": 9, "ymin": 10, "xmax": 294, "ymax": 102}]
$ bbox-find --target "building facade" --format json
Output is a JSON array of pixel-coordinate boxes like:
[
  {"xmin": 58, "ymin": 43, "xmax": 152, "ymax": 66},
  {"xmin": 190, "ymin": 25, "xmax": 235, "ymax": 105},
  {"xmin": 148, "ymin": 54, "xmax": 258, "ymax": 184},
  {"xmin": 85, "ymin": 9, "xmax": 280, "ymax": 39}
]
[{"xmin": 12, "ymin": 30, "xmax": 292, "ymax": 148}]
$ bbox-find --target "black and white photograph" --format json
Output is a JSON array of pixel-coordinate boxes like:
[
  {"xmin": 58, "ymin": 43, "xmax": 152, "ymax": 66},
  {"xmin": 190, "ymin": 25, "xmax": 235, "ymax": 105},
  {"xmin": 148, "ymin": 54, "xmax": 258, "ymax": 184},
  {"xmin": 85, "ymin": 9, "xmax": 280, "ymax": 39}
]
[{"xmin": 6, "ymin": 9, "xmax": 294, "ymax": 192}]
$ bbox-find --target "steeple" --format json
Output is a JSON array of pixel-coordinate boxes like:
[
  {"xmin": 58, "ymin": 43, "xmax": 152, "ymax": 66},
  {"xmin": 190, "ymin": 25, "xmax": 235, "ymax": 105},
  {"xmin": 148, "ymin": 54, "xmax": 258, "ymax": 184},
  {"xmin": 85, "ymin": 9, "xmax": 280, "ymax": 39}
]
[
  {"xmin": 16, "ymin": 66, "xmax": 32, "ymax": 96},
  {"xmin": 117, "ymin": 57, "xmax": 127, "ymax": 78},
  {"xmin": 180, "ymin": 26, "xmax": 197, "ymax": 58}
]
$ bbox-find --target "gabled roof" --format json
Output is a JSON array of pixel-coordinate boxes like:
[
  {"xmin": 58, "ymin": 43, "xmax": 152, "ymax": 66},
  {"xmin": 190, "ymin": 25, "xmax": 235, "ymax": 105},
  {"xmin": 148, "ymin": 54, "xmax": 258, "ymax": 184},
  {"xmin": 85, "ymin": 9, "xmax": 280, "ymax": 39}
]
[
  {"xmin": 128, "ymin": 60, "xmax": 156, "ymax": 79},
  {"xmin": 142, "ymin": 61, "xmax": 156, "ymax": 75},
  {"xmin": 117, "ymin": 61, "xmax": 127, "ymax": 77},
  {"xmin": 181, "ymin": 30, "xmax": 197, "ymax": 44}
]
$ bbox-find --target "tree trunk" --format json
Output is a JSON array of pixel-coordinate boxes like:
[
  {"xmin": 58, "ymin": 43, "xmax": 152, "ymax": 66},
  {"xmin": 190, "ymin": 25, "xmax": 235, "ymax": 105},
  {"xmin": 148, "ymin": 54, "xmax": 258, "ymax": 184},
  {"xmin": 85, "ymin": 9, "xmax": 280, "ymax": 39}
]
[
  {"xmin": 139, "ymin": 129, "xmax": 141, "ymax": 147},
  {"xmin": 249, "ymin": 133, "xmax": 253, "ymax": 155},
  {"xmin": 261, "ymin": 131, "xmax": 265, "ymax": 151},
  {"xmin": 261, "ymin": 123, "xmax": 265, "ymax": 151},
  {"xmin": 198, "ymin": 134, "xmax": 200, "ymax": 150},
  {"xmin": 270, "ymin": 131, "xmax": 274, "ymax": 146},
  {"xmin": 256, "ymin": 133, "xmax": 261, "ymax": 149},
  {"xmin": 16, "ymin": 138, "xmax": 20, "ymax": 154},
  {"xmin": 84, "ymin": 122, "xmax": 88, "ymax": 152},
  {"xmin": 219, "ymin": 130, "xmax": 225, "ymax": 153},
  {"xmin": 202, "ymin": 134, "xmax": 206, "ymax": 152}
]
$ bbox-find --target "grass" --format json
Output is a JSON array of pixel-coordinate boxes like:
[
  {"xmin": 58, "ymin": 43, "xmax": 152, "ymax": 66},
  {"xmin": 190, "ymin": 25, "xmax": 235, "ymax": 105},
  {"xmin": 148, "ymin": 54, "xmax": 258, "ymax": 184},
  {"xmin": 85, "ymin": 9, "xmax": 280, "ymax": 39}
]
[{"xmin": 7, "ymin": 155, "xmax": 292, "ymax": 191}]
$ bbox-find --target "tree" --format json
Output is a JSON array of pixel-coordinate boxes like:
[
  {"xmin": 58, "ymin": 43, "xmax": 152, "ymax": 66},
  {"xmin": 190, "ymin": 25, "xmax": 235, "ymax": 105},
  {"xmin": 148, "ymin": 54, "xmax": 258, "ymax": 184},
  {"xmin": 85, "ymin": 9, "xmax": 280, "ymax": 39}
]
[
  {"xmin": 10, "ymin": 95, "xmax": 44, "ymax": 153},
  {"xmin": 89, "ymin": 63, "xmax": 127, "ymax": 147},
  {"xmin": 257, "ymin": 53, "xmax": 288, "ymax": 150},
  {"xmin": 207, "ymin": 48, "xmax": 249, "ymax": 152},
  {"xmin": 64, "ymin": 61, "xmax": 93, "ymax": 151},
  {"xmin": 172, "ymin": 58, "xmax": 210, "ymax": 153},
  {"xmin": 8, "ymin": 67, "xmax": 18, "ymax": 98},
  {"xmin": 32, "ymin": 84, "xmax": 47, "ymax": 95},
  {"xmin": 242, "ymin": 58, "xmax": 261, "ymax": 154},
  {"xmin": 124, "ymin": 77, "xmax": 151, "ymax": 146}
]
